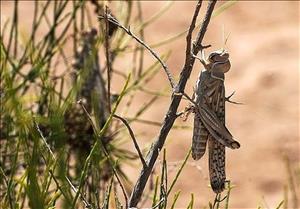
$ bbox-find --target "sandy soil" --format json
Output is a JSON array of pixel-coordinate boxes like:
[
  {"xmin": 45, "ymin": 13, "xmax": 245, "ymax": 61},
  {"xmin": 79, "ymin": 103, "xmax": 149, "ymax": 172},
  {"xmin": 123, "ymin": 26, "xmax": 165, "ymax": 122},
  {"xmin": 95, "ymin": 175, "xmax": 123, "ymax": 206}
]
[{"xmin": 1, "ymin": 1, "xmax": 299, "ymax": 208}]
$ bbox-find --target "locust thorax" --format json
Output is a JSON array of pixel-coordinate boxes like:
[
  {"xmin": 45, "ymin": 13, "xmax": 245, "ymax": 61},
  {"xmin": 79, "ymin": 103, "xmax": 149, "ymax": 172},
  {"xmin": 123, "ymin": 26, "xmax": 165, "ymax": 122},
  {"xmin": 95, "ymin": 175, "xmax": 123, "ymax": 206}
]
[{"xmin": 205, "ymin": 49, "xmax": 231, "ymax": 74}]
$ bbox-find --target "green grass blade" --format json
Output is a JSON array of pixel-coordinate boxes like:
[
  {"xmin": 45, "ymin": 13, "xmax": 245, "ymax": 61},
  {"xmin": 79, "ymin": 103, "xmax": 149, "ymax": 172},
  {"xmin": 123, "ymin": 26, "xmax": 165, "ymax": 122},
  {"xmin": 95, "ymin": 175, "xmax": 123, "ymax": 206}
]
[
  {"xmin": 170, "ymin": 191, "xmax": 181, "ymax": 209},
  {"xmin": 167, "ymin": 149, "xmax": 191, "ymax": 196},
  {"xmin": 187, "ymin": 193, "xmax": 194, "ymax": 209},
  {"xmin": 71, "ymin": 73, "xmax": 131, "ymax": 208},
  {"xmin": 276, "ymin": 200, "xmax": 285, "ymax": 209},
  {"xmin": 212, "ymin": 1, "xmax": 238, "ymax": 18},
  {"xmin": 152, "ymin": 176, "xmax": 159, "ymax": 207}
]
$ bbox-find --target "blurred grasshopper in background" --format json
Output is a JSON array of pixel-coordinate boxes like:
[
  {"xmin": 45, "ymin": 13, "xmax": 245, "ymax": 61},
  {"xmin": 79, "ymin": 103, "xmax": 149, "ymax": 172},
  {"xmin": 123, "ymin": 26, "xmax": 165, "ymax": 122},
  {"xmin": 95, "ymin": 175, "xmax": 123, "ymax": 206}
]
[{"xmin": 190, "ymin": 48, "xmax": 241, "ymax": 194}]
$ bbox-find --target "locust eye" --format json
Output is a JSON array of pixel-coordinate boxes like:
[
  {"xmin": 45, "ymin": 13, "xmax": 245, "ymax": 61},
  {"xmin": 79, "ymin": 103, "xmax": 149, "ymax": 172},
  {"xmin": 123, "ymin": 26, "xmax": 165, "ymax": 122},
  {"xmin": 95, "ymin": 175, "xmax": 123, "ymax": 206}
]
[
  {"xmin": 208, "ymin": 52, "xmax": 218, "ymax": 60},
  {"xmin": 209, "ymin": 50, "xmax": 229, "ymax": 62}
]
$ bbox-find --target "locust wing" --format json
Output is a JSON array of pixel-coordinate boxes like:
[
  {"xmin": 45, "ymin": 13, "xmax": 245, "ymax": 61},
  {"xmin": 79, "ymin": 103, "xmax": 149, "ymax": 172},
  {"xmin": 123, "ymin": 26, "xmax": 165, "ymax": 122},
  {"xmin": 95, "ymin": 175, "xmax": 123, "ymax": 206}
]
[
  {"xmin": 202, "ymin": 79, "xmax": 239, "ymax": 148},
  {"xmin": 199, "ymin": 104, "xmax": 240, "ymax": 149},
  {"xmin": 192, "ymin": 111, "xmax": 209, "ymax": 160}
]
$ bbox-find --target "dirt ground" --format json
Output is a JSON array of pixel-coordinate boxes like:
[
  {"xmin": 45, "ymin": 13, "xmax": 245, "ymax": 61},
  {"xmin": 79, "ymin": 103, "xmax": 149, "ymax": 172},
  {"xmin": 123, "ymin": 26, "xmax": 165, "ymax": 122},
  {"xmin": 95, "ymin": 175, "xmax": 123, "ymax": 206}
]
[{"xmin": 1, "ymin": 1, "xmax": 299, "ymax": 208}]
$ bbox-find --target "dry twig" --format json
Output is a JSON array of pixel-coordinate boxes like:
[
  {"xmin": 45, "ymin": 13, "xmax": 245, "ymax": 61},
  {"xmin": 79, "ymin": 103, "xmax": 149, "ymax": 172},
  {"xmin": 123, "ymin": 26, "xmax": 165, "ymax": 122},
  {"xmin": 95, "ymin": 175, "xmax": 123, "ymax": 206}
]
[
  {"xmin": 104, "ymin": 7, "xmax": 112, "ymax": 113},
  {"xmin": 128, "ymin": 1, "xmax": 217, "ymax": 207},
  {"xmin": 78, "ymin": 100, "xmax": 129, "ymax": 208},
  {"xmin": 99, "ymin": 14, "xmax": 176, "ymax": 89},
  {"xmin": 113, "ymin": 114, "xmax": 147, "ymax": 167},
  {"xmin": 34, "ymin": 121, "xmax": 92, "ymax": 208}
]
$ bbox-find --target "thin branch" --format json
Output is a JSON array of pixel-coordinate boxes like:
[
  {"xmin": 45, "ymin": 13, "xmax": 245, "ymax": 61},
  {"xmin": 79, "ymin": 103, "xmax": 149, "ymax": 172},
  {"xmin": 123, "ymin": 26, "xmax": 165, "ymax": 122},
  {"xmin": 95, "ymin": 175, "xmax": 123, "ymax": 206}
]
[
  {"xmin": 151, "ymin": 197, "xmax": 165, "ymax": 209},
  {"xmin": 192, "ymin": 53, "xmax": 208, "ymax": 66},
  {"xmin": 176, "ymin": 92, "xmax": 197, "ymax": 107},
  {"xmin": 78, "ymin": 100, "xmax": 129, "ymax": 208},
  {"xmin": 49, "ymin": 169, "xmax": 73, "ymax": 205},
  {"xmin": 175, "ymin": 92, "xmax": 196, "ymax": 119},
  {"xmin": 0, "ymin": 167, "xmax": 13, "ymax": 209},
  {"xmin": 127, "ymin": 118, "xmax": 163, "ymax": 127},
  {"xmin": 113, "ymin": 114, "xmax": 147, "ymax": 167},
  {"xmin": 123, "ymin": 117, "xmax": 190, "ymax": 130},
  {"xmin": 136, "ymin": 1, "xmax": 145, "ymax": 77},
  {"xmin": 167, "ymin": 149, "xmax": 191, "ymax": 197},
  {"xmin": 193, "ymin": 1, "xmax": 217, "ymax": 55},
  {"xmin": 128, "ymin": 1, "xmax": 217, "ymax": 207},
  {"xmin": 104, "ymin": 7, "xmax": 112, "ymax": 113},
  {"xmin": 34, "ymin": 121, "xmax": 92, "ymax": 208},
  {"xmin": 99, "ymin": 14, "xmax": 176, "ymax": 89}
]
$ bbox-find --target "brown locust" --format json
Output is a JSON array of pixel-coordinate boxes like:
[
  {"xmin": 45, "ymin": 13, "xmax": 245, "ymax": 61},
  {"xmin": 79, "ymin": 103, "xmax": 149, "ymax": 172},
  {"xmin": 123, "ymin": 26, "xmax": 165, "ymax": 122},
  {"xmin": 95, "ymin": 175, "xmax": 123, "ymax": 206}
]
[{"xmin": 191, "ymin": 49, "xmax": 240, "ymax": 193}]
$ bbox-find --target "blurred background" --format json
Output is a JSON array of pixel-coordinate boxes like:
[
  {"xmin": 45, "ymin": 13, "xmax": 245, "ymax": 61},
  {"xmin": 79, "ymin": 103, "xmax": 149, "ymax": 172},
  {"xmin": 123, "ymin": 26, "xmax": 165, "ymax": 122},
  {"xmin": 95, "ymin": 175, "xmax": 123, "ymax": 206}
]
[{"xmin": 1, "ymin": 1, "xmax": 299, "ymax": 208}]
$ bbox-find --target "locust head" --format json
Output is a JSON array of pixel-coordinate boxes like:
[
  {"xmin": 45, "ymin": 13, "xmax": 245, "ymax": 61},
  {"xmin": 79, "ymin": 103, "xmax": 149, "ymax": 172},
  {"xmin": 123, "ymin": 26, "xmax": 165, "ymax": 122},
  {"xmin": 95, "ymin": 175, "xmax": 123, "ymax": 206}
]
[{"xmin": 205, "ymin": 49, "xmax": 231, "ymax": 73}]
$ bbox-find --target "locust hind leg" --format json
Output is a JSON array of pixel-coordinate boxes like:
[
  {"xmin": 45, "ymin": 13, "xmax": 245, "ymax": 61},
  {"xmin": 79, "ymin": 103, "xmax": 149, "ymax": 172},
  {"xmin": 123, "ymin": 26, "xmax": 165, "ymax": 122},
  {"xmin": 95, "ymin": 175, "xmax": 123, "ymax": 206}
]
[{"xmin": 208, "ymin": 135, "xmax": 226, "ymax": 194}]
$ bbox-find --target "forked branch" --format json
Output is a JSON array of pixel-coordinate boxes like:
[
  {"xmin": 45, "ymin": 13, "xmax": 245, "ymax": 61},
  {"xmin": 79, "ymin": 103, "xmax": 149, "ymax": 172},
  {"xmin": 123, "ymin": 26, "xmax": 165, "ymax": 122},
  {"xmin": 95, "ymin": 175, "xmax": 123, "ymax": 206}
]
[{"xmin": 128, "ymin": 0, "xmax": 217, "ymax": 207}]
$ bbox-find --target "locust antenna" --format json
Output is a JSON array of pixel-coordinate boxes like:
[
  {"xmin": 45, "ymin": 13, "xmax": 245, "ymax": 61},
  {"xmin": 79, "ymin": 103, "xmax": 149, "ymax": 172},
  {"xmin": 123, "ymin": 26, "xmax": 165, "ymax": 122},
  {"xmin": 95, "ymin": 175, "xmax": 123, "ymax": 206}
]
[
  {"xmin": 222, "ymin": 24, "xmax": 225, "ymax": 50},
  {"xmin": 224, "ymin": 32, "xmax": 230, "ymax": 49},
  {"xmin": 221, "ymin": 25, "xmax": 230, "ymax": 52}
]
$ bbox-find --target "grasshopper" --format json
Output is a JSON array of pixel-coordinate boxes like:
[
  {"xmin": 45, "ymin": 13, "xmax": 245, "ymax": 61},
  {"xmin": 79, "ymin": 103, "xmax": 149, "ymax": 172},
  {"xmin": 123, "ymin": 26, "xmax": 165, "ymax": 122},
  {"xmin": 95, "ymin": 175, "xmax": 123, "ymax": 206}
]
[{"xmin": 191, "ymin": 49, "xmax": 240, "ymax": 194}]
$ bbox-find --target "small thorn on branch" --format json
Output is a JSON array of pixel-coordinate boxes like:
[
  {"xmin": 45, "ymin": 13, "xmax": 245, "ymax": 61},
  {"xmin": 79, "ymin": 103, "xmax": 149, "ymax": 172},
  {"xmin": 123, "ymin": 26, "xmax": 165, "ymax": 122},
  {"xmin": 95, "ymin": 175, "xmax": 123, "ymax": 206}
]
[{"xmin": 201, "ymin": 44, "xmax": 211, "ymax": 49}]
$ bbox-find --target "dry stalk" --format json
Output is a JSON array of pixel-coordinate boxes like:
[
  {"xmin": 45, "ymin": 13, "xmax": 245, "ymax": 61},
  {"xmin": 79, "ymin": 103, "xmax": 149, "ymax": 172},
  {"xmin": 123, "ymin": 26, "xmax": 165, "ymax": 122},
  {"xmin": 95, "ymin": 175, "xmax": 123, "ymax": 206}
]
[
  {"xmin": 128, "ymin": 0, "xmax": 217, "ymax": 207},
  {"xmin": 99, "ymin": 14, "xmax": 176, "ymax": 89}
]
